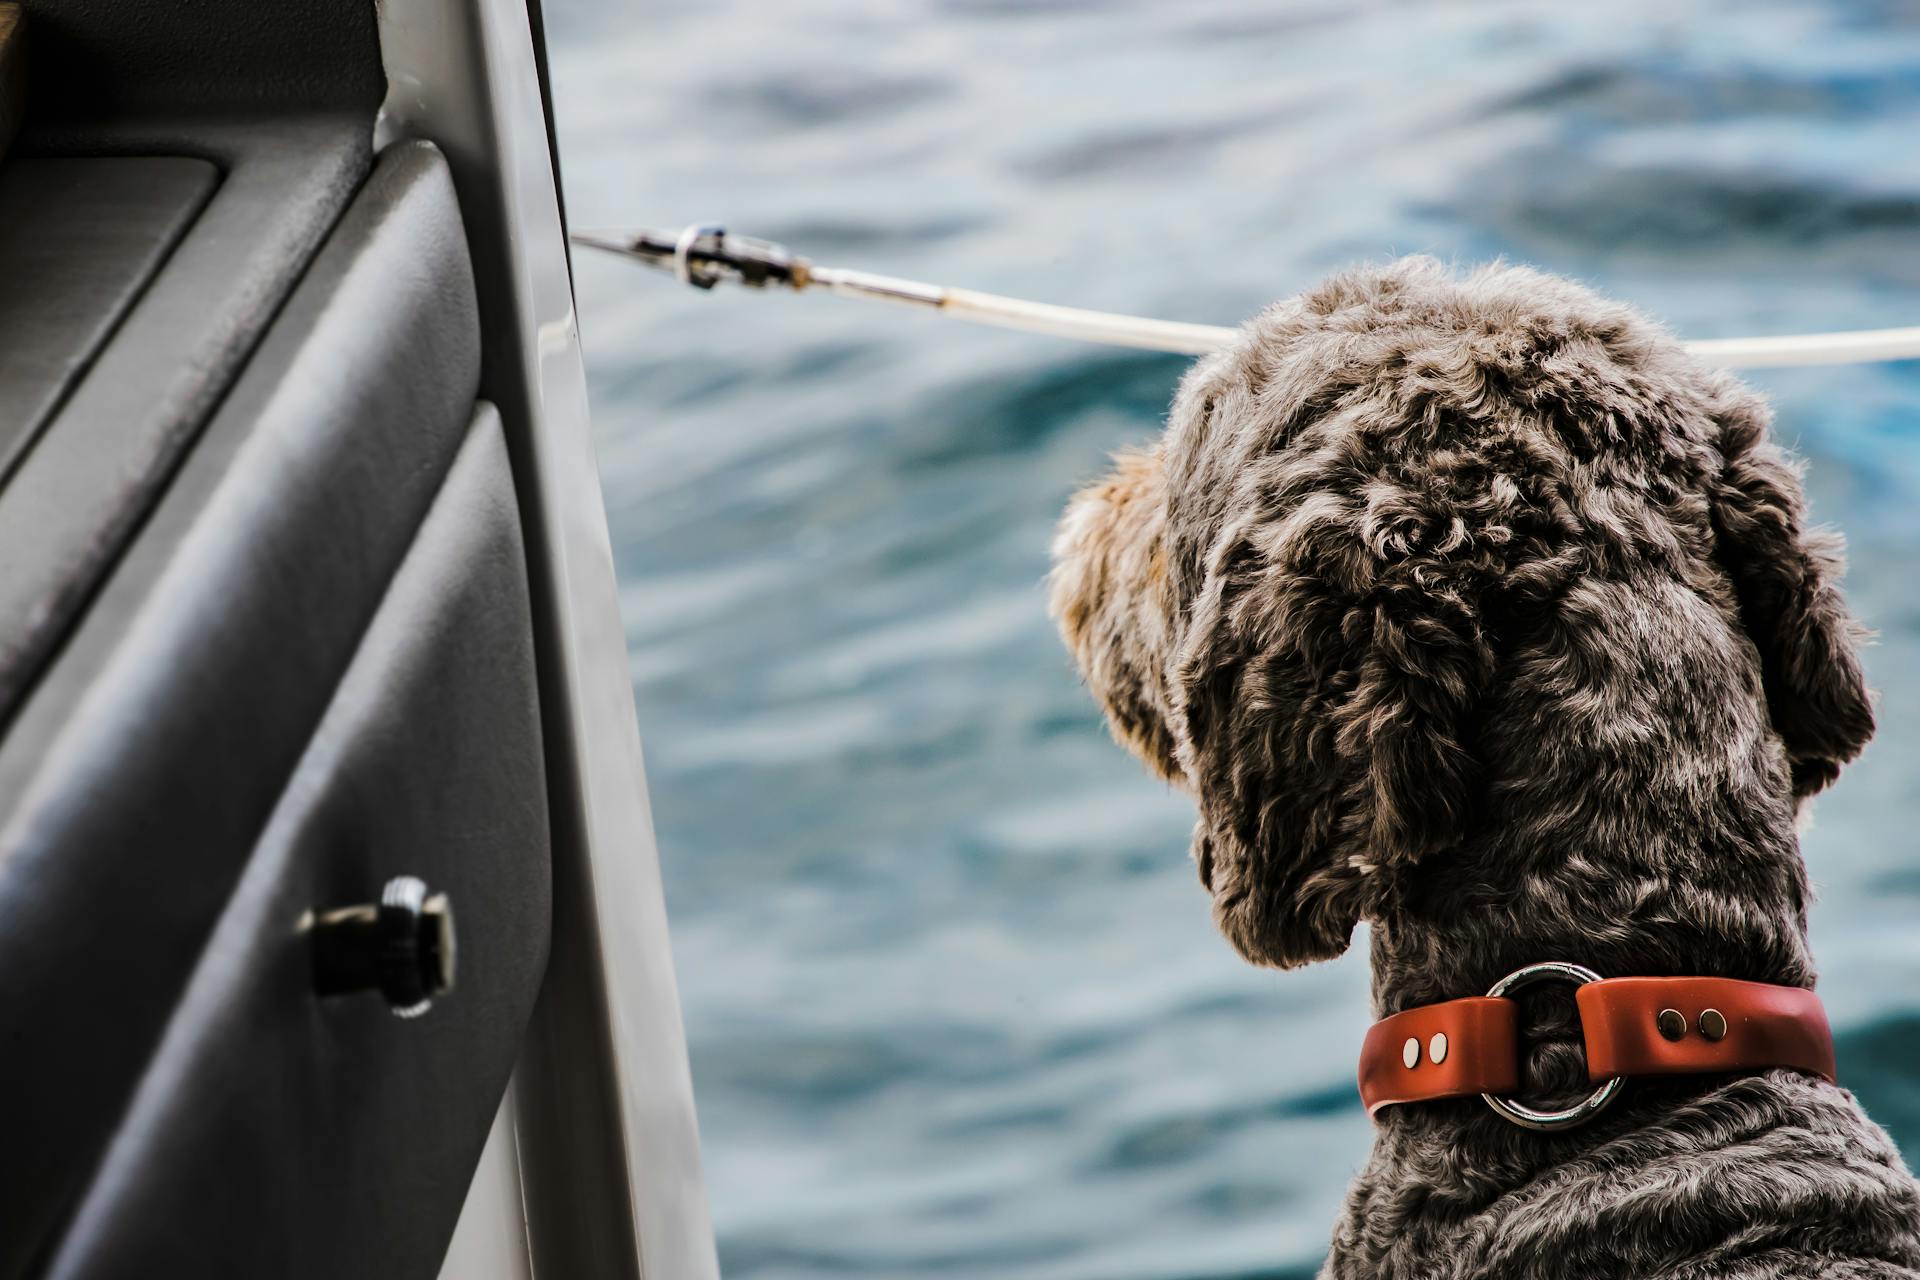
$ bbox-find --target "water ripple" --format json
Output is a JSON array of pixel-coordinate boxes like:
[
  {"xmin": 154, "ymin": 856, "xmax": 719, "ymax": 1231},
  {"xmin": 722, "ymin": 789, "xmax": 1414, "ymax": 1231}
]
[{"xmin": 554, "ymin": 2, "xmax": 1920, "ymax": 1275}]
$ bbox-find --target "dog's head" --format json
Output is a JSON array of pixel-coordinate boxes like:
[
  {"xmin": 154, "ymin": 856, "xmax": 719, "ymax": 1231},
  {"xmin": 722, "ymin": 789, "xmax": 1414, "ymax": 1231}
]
[{"xmin": 1051, "ymin": 258, "xmax": 1873, "ymax": 970}]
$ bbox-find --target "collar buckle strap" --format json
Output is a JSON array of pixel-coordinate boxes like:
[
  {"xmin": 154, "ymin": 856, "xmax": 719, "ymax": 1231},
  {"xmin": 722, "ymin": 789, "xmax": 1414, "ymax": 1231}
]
[{"xmin": 1357, "ymin": 963, "xmax": 1837, "ymax": 1132}]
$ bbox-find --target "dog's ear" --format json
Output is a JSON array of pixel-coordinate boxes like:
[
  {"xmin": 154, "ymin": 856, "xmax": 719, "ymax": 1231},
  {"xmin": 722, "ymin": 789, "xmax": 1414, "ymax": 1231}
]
[
  {"xmin": 1171, "ymin": 448, "xmax": 1491, "ymax": 970},
  {"xmin": 1050, "ymin": 447, "xmax": 1184, "ymax": 784},
  {"xmin": 1706, "ymin": 381, "xmax": 1873, "ymax": 798}
]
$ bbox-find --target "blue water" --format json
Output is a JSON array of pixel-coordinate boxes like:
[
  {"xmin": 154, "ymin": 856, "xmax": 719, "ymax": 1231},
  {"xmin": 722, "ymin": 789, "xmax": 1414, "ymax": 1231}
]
[{"xmin": 546, "ymin": 3, "xmax": 1920, "ymax": 1275}]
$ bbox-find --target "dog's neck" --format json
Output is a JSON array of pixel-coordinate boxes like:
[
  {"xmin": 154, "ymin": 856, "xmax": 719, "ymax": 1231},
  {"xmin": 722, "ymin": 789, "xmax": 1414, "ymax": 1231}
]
[
  {"xmin": 1366, "ymin": 863, "xmax": 1817, "ymax": 1011},
  {"xmin": 1320, "ymin": 884, "xmax": 1919, "ymax": 1280},
  {"xmin": 1361, "ymin": 809, "xmax": 1819, "ymax": 1108},
  {"xmin": 1365, "ymin": 740, "xmax": 1821, "ymax": 1000}
]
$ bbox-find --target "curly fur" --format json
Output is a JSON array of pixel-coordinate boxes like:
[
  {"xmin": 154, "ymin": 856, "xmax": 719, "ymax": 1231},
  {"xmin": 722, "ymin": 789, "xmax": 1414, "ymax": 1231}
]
[{"xmin": 1050, "ymin": 257, "xmax": 1917, "ymax": 1278}]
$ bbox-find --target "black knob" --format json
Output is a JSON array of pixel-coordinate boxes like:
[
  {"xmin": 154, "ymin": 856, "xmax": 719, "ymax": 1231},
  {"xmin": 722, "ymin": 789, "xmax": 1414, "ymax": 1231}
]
[{"xmin": 310, "ymin": 876, "xmax": 456, "ymax": 1017}]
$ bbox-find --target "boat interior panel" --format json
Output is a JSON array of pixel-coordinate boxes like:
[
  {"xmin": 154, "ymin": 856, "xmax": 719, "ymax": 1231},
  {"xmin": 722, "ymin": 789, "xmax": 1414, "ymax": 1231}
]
[
  {"xmin": 41, "ymin": 409, "xmax": 551, "ymax": 1280},
  {"xmin": 0, "ymin": 119, "xmax": 376, "ymax": 717},
  {"xmin": 0, "ymin": 1, "xmax": 714, "ymax": 1274},
  {"xmin": 0, "ymin": 155, "xmax": 216, "ymax": 471},
  {"xmin": 0, "ymin": 142, "xmax": 494, "ymax": 1277}
]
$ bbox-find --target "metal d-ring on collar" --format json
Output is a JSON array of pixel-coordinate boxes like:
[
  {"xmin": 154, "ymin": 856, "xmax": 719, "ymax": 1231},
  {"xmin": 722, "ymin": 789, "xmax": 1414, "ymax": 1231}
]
[{"xmin": 1480, "ymin": 961, "xmax": 1626, "ymax": 1132}]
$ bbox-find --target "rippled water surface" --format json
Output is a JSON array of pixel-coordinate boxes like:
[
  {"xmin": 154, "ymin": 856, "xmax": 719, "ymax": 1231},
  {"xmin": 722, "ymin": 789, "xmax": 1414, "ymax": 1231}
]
[{"xmin": 546, "ymin": 3, "xmax": 1920, "ymax": 1275}]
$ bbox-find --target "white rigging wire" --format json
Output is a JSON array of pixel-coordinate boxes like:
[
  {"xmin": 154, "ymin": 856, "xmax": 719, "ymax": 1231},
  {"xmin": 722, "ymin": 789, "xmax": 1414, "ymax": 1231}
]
[{"xmin": 576, "ymin": 229, "xmax": 1920, "ymax": 370}]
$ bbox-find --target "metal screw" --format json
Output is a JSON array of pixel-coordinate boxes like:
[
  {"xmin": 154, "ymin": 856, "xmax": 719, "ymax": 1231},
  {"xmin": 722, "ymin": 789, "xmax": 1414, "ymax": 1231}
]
[{"xmin": 310, "ymin": 876, "xmax": 457, "ymax": 1017}]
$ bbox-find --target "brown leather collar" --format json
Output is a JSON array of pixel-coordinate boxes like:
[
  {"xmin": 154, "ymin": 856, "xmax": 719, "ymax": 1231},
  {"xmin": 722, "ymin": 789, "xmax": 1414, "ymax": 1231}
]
[{"xmin": 1358, "ymin": 963, "xmax": 1836, "ymax": 1131}]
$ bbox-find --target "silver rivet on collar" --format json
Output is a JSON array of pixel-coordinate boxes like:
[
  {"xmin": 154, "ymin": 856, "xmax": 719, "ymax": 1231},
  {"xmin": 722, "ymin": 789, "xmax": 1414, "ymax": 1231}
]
[
  {"xmin": 1657, "ymin": 1008, "xmax": 1687, "ymax": 1041},
  {"xmin": 1402, "ymin": 1036, "xmax": 1421, "ymax": 1069},
  {"xmin": 1428, "ymin": 1032, "xmax": 1448, "ymax": 1065},
  {"xmin": 1698, "ymin": 1008, "xmax": 1727, "ymax": 1041}
]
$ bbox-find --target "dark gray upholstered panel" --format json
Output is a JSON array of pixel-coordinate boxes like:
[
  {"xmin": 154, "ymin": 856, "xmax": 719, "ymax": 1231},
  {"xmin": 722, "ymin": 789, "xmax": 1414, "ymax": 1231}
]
[
  {"xmin": 0, "ymin": 156, "xmax": 216, "ymax": 471},
  {"xmin": 0, "ymin": 117, "xmax": 374, "ymax": 716},
  {"xmin": 0, "ymin": 141, "xmax": 479, "ymax": 1279},
  {"xmin": 44, "ymin": 409, "xmax": 551, "ymax": 1280},
  {"xmin": 17, "ymin": 0, "xmax": 382, "ymax": 119}
]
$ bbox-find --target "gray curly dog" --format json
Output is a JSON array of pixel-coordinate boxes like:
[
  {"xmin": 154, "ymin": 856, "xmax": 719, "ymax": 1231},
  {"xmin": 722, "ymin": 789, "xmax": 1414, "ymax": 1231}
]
[{"xmin": 1050, "ymin": 257, "xmax": 1920, "ymax": 1278}]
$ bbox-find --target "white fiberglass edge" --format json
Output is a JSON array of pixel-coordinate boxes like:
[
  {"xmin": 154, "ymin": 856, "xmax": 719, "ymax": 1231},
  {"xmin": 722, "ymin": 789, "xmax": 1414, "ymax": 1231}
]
[
  {"xmin": 438, "ymin": 1092, "xmax": 535, "ymax": 1280},
  {"xmin": 375, "ymin": 4, "xmax": 719, "ymax": 1278}
]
